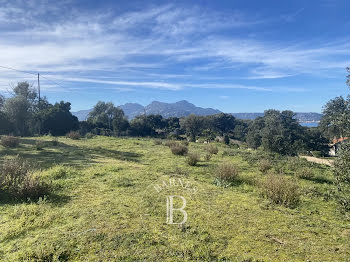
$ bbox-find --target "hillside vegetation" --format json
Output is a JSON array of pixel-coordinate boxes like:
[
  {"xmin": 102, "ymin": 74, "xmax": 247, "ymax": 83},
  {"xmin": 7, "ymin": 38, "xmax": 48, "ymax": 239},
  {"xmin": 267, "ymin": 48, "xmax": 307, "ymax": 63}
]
[{"xmin": 0, "ymin": 136, "xmax": 349, "ymax": 261}]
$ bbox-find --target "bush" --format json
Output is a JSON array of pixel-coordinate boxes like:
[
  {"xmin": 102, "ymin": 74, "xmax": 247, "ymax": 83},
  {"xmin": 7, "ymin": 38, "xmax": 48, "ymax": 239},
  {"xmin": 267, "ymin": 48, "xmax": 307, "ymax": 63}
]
[
  {"xmin": 170, "ymin": 143, "xmax": 188, "ymax": 156},
  {"xmin": 0, "ymin": 157, "xmax": 50, "ymax": 200},
  {"xmin": 85, "ymin": 132, "xmax": 94, "ymax": 139},
  {"xmin": 51, "ymin": 138, "xmax": 59, "ymax": 146},
  {"xmin": 165, "ymin": 140, "xmax": 177, "ymax": 147},
  {"xmin": 66, "ymin": 131, "xmax": 81, "ymax": 140},
  {"xmin": 153, "ymin": 139, "xmax": 162, "ymax": 145},
  {"xmin": 1, "ymin": 136, "xmax": 20, "ymax": 148},
  {"xmin": 224, "ymin": 135, "xmax": 230, "ymax": 145},
  {"xmin": 215, "ymin": 162, "xmax": 239, "ymax": 183},
  {"xmin": 205, "ymin": 144, "xmax": 219, "ymax": 154},
  {"xmin": 334, "ymin": 142, "xmax": 350, "ymax": 212},
  {"xmin": 204, "ymin": 153, "xmax": 212, "ymax": 161},
  {"xmin": 181, "ymin": 140, "xmax": 189, "ymax": 146},
  {"xmin": 35, "ymin": 140, "xmax": 46, "ymax": 150},
  {"xmin": 295, "ymin": 167, "xmax": 314, "ymax": 180},
  {"xmin": 312, "ymin": 151, "xmax": 322, "ymax": 158},
  {"xmin": 260, "ymin": 174, "xmax": 300, "ymax": 208},
  {"xmin": 258, "ymin": 159, "xmax": 272, "ymax": 174},
  {"xmin": 186, "ymin": 152, "xmax": 200, "ymax": 166}
]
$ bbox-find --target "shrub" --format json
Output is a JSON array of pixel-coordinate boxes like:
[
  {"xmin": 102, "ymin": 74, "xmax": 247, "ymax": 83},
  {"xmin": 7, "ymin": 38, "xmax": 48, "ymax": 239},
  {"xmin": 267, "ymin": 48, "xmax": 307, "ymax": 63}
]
[
  {"xmin": 66, "ymin": 131, "xmax": 80, "ymax": 140},
  {"xmin": 35, "ymin": 140, "xmax": 45, "ymax": 150},
  {"xmin": 181, "ymin": 140, "xmax": 189, "ymax": 146},
  {"xmin": 1, "ymin": 136, "xmax": 20, "ymax": 148},
  {"xmin": 312, "ymin": 151, "xmax": 322, "ymax": 158},
  {"xmin": 165, "ymin": 140, "xmax": 177, "ymax": 147},
  {"xmin": 85, "ymin": 132, "xmax": 94, "ymax": 139},
  {"xmin": 334, "ymin": 142, "xmax": 350, "ymax": 212},
  {"xmin": 215, "ymin": 162, "xmax": 239, "ymax": 183},
  {"xmin": 170, "ymin": 143, "xmax": 188, "ymax": 156},
  {"xmin": 260, "ymin": 174, "xmax": 300, "ymax": 208},
  {"xmin": 153, "ymin": 139, "xmax": 162, "ymax": 145},
  {"xmin": 223, "ymin": 135, "xmax": 230, "ymax": 145},
  {"xmin": 258, "ymin": 159, "xmax": 272, "ymax": 174},
  {"xmin": 186, "ymin": 152, "xmax": 200, "ymax": 166},
  {"xmin": 0, "ymin": 157, "xmax": 50, "ymax": 200},
  {"xmin": 204, "ymin": 153, "xmax": 212, "ymax": 161},
  {"xmin": 51, "ymin": 138, "xmax": 59, "ymax": 146},
  {"xmin": 205, "ymin": 144, "xmax": 219, "ymax": 154},
  {"xmin": 295, "ymin": 167, "xmax": 314, "ymax": 180}
]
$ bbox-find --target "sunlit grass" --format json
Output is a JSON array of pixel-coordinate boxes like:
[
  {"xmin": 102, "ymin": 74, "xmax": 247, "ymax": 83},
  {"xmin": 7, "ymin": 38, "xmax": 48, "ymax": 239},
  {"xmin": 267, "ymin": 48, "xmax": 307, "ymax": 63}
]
[{"xmin": 0, "ymin": 136, "xmax": 349, "ymax": 261}]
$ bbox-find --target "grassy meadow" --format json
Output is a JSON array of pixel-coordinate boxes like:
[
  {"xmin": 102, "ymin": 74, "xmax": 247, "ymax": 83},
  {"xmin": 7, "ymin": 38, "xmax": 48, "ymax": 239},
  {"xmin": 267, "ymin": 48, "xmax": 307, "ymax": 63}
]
[{"xmin": 0, "ymin": 136, "xmax": 349, "ymax": 261}]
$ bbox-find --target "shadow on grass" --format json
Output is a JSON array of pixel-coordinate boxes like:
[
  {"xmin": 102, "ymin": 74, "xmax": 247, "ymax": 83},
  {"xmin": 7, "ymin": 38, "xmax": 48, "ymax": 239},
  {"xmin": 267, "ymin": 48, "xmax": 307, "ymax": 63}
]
[
  {"xmin": 0, "ymin": 191, "xmax": 71, "ymax": 206},
  {"xmin": 0, "ymin": 138, "xmax": 142, "ymax": 168}
]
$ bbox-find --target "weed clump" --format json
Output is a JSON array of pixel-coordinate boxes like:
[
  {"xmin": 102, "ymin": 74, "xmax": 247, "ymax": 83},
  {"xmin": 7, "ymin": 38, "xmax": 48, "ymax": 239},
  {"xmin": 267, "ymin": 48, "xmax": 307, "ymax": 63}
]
[
  {"xmin": 205, "ymin": 144, "xmax": 219, "ymax": 154},
  {"xmin": 0, "ymin": 156, "xmax": 51, "ymax": 200},
  {"xmin": 170, "ymin": 143, "xmax": 188, "ymax": 156},
  {"xmin": 258, "ymin": 159, "xmax": 272, "ymax": 174},
  {"xmin": 204, "ymin": 153, "xmax": 212, "ymax": 161},
  {"xmin": 215, "ymin": 162, "xmax": 239, "ymax": 183},
  {"xmin": 165, "ymin": 140, "xmax": 177, "ymax": 147},
  {"xmin": 153, "ymin": 139, "xmax": 162, "ymax": 145},
  {"xmin": 35, "ymin": 140, "xmax": 46, "ymax": 150},
  {"xmin": 66, "ymin": 131, "xmax": 81, "ymax": 140},
  {"xmin": 1, "ymin": 135, "xmax": 20, "ymax": 148},
  {"xmin": 295, "ymin": 167, "xmax": 315, "ymax": 180},
  {"xmin": 260, "ymin": 174, "xmax": 300, "ymax": 208},
  {"xmin": 186, "ymin": 152, "xmax": 200, "ymax": 166}
]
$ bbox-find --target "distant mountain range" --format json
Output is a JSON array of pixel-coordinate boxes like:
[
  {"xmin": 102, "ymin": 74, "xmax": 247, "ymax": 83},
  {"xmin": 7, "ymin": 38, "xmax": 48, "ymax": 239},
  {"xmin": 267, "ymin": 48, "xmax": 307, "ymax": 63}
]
[{"xmin": 72, "ymin": 100, "xmax": 322, "ymax": 123}]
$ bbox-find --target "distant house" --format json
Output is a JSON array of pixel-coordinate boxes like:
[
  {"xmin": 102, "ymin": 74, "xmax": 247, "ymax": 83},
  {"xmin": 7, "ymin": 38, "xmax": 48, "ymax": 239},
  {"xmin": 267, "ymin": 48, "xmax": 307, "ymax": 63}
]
[{"xmin": 329, "ymin": 137, "xmax": 349, "ymax": 156}]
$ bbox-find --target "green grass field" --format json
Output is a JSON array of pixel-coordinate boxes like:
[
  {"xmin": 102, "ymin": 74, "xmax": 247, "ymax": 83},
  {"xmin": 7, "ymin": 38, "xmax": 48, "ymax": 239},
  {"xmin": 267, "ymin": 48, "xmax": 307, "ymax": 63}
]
[{"xmin": 0, "ymin": 136, "xmax": 349, "ymax": 261}]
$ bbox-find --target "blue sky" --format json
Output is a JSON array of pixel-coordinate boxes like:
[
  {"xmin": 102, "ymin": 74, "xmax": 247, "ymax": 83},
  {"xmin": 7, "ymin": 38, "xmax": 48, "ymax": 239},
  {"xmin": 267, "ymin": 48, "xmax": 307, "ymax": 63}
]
[{"xmin": 0, "ymin": 0, "xmax": 349, "ymax": 112}]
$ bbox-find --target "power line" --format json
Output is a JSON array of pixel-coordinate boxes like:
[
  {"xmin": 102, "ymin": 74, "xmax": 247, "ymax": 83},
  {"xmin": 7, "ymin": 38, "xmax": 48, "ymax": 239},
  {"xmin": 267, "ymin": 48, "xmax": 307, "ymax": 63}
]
[{"xmin": 0, "ymin": 64, "xmax": 67, "ymax": 90}]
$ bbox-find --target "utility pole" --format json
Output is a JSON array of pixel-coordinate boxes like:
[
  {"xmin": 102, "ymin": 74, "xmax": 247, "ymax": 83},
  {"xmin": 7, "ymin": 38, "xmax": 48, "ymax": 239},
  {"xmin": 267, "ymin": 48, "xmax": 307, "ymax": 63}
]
[
  {"xmin": 37, "ymin": 73, "xmax": 41, "ymax": 106},
  {"xmin": 38, "ymin": 73, "xmax": 41, "ymax": 135}
]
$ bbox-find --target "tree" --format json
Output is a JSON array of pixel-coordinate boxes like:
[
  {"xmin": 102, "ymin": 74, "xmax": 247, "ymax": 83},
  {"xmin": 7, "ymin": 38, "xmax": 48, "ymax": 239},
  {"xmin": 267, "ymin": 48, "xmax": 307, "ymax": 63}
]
[
  {"xmin": 112, "ymin": 117, "xmax": 129, "ymax": 136},
  {"xmin": 88, "ymin": 101, "xmax": 125, "ymax": 131},
  {"xmin": 209, "ymin": 113, "xmax": 236, "ymax": 136},
  {"xmin": 246, "ymin": 117, "xmax": 265, "ymax": 149},
  {"xmin": 180, "ymin": 114, "xmax": 204, "ymax": 141},
  {"xmin": 0, "ymin": 111, "xmax": 12, "ymax": 134},
  {"xmin": 261, "ymin": 110, "xmax": 305, "ymax": 155},
  {"xmin": 3, "ymin": 96, "xmax": 32, "ymax": 136},
  {"xmin": 334, "ymin": 141, "xmax": 350, "ymax": 213},
  {"xmin": 320, "ymin": 96, "xmax": 350, "ymax": 139},
  {"xmin": 40, "ymin": 101, "xmax": 79, "ymax": 136},
  {"xmin": 0, "ymin": 94, "xmax": 4, "ymax": 109}
]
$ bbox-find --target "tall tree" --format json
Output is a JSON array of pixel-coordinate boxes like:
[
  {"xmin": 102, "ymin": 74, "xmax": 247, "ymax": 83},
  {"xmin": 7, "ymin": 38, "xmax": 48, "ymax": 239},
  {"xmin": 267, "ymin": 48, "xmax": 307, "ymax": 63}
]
[
  {"xmin": 40, "ymin": 101, "xmax": 79, "ymax": 136},
  {"xmin": 180, "ymin": 114, "xmax": 204, "ymax": 141},
  {"xmin": 320, "ymin": 96, "xmax": 350, "ymax": 139}
]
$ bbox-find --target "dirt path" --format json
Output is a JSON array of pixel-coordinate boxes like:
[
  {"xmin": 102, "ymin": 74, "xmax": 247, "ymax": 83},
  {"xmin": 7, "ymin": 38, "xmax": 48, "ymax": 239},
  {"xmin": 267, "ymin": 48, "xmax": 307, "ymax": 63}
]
[{"xmin": 300, "ymin": 156, "xmax": 334, "ymax": 166}]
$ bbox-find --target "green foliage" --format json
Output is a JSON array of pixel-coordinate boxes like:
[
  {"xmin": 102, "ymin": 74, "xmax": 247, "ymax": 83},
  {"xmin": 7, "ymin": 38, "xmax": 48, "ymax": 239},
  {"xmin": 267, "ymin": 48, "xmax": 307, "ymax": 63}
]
[
  {"xmin": 260, "ymin": 174, "xmax": 300, "ymax": 208},
  {"xmin": 295, "ymin": 167, "xmax": 315, "ymax": 180},
  {"xmin": 261, "ymin": 110, "xmax": 305, "ymax": 155},
  {"xmin": 85, "ymin": 132, "xmax": 94, "ymax": 139},
  {"xmin": 1, "ymin": 136, "xmax": 20, "ymax": 148},
  {"xmin": 320, "ymin": 96, "xmax": 350, "ymax": 139},
  {"xmin": 180, "ymin": 114, "xmax": 205, "ymax": 141},
  {"xmin": 39, "ymin": 101, "xmax": 79, "ymax": 136},
  {"xmin": 0, "ymin": 112, "xmax": 12, "ymax": 135},
  {"xmin": 334, "ymin": 142, "xmax": 350, "ymax": 212}
]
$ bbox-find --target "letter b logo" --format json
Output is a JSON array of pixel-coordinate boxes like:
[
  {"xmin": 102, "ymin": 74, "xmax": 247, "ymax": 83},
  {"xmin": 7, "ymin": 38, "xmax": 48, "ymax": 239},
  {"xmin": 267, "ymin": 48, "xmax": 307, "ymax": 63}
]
[{"xmin": 166, "ymin": 195, "xmax": 187, "ymax": 224}]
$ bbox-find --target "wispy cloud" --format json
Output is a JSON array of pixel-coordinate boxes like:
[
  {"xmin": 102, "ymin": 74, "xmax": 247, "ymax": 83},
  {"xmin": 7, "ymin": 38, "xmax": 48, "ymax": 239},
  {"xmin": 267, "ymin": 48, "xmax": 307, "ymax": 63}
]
[{"xmin": 0, "ymin": 0, "xmax": 349, "ymax": 93}]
